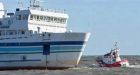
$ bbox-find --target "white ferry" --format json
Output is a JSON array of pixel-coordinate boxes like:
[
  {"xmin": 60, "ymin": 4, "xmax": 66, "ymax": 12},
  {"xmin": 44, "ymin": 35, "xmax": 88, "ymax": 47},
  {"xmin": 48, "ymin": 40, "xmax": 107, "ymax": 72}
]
[{"xmin": 0, "ymin": 0, "xmax": 90, "ymax": 69}]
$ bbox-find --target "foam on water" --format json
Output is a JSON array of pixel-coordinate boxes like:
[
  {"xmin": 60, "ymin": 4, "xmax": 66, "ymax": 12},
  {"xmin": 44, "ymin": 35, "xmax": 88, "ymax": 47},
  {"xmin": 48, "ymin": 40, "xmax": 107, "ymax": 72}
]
[{"xmin": 127, "ymin": 65, "xmax": 140, "ymax": 68}]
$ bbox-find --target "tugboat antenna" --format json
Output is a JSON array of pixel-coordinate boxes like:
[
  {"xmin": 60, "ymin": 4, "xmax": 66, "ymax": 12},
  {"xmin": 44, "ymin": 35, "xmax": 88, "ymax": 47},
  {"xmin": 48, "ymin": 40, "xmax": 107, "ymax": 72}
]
[
  {"xmin": 115, "ymin": 42, "xmax": 118, "ymax": 47},
  {"xmin": 114, "ymin": 42, "xmax": 120, "ymax": 51}
]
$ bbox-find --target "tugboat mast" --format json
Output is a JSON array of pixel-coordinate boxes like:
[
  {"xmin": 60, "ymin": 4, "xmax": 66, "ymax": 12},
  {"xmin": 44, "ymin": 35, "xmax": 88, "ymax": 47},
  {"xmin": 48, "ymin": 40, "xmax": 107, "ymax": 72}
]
[
  {"xmin": 114, "ymin": 42, "xmax": 120, "ymax": 51},
  {"xmin": 114, "ymin": 42, "xmax": 118, "ymax": 48}
]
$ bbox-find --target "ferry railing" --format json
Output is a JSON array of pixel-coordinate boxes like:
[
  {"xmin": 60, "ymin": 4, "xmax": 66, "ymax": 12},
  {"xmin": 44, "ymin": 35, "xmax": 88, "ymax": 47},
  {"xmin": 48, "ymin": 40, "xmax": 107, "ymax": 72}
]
[
  {"xmin": 44, "ymin": 9, "xmax": 66, "ymax": 14},
  {"xmin": 30, "ymin": 7, "xmax": 66, "ymax": 14}
]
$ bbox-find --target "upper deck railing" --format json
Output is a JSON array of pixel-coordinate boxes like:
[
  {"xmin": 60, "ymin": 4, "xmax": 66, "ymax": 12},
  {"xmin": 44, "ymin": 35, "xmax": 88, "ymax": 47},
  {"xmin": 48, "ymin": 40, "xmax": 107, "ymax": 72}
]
[
  {"xmin": 29, "ymin": 7, "xmax": 66, "ymax": 14},
  {"xmin": 29, "ymin": 0, "xmax": 66, "ymax": 14}
]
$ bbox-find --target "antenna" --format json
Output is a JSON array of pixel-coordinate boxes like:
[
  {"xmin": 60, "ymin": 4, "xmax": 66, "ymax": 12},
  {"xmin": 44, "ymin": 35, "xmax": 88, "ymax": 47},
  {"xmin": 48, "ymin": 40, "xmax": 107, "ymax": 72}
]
[
  {"xmin": 114, "ymin": 42, "xmax": 120, "ymax": 51},
  {"xmin": 114, "ymin": 42, "xmax": 118, "ymax": 48},
  {"xmin": 18, "ymin": 0, "xmax": 23, "ymax": 9},
  {"xmin": 30, "ymin": 0, "xmax": 42, "ymax": 8}
]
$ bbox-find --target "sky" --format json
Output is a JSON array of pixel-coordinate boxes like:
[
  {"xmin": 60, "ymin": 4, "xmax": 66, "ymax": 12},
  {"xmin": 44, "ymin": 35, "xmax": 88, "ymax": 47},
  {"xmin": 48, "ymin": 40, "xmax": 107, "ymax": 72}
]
[{"xmin": 1, "ymin": 0, "xmax": 140, "ymax": 55}]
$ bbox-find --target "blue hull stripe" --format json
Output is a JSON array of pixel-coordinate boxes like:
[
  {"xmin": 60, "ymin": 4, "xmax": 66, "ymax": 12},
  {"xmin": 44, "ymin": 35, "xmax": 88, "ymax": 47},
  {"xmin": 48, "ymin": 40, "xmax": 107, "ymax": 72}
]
[
  {"xmin": 51, "ymin": 46, "xmax": 83, "ymax": 50},
  {"xmin": 0, "ymin": 51, "xmax": 82, "ymax": 54},
  {"xmin": 0, "ymin": 47, "xmax": 42, "ymax": 51},
  {"xmin": 0, "ymin": 60, "xmax": 41, "ymax": 62},
  {"xmin": 0, "ymin": 41, "xmax": 85, "ymax": 46},
  {"xmin": 0, "ymin": 52, "xmax": 42, "ymax": 54},
  {"xmin": 0, "ymin": 46, "xmax": 83, "ymax": 51}
]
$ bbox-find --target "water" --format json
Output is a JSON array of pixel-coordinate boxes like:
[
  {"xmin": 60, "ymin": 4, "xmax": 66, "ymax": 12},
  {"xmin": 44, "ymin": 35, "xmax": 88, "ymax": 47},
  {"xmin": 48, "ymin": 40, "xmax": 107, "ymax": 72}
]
[{"xmin": 0, "ymin": 55, "xmax": 139, "ymax": 75}]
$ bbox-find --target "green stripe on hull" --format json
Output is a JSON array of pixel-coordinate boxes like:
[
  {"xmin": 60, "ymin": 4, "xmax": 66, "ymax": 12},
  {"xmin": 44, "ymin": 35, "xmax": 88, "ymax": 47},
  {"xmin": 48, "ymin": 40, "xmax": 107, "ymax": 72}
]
[{"xmin": 0, "ymin": 45, "xmax": 84, "ymax": 54}]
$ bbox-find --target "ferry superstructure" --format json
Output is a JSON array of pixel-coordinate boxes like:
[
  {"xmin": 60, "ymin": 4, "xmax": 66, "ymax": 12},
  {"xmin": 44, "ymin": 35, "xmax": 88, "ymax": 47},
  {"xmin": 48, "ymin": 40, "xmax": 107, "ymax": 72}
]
[{"xmin": 0, "ymin": 0, "xmax": 90, "ymax": 69}]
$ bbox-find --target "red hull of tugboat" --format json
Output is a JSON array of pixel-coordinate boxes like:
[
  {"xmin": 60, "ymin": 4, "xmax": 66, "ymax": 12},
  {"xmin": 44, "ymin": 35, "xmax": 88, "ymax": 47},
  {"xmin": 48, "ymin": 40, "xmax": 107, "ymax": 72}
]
[{"xmin": 105, "ymin": 59, "xmax": 129, "ymax": 67}]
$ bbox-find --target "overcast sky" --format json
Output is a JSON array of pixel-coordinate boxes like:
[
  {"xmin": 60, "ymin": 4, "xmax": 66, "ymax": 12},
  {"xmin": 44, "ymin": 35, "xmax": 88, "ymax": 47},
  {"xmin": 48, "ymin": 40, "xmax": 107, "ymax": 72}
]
[{"xmin": 1, "ymin": 0, "xmax": 140, "ymax": 55}]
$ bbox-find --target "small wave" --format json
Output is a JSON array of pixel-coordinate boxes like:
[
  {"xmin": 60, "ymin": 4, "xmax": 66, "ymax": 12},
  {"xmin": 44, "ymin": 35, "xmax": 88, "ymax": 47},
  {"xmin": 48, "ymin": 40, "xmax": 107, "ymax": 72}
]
[{"xmin": 127, "ymin": 65, "xmax": 140, "ymax": 68}]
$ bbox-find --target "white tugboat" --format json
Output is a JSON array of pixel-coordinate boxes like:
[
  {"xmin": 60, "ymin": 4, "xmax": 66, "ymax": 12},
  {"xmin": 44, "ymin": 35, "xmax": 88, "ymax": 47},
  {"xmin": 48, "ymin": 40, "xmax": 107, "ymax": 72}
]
[
  {"xmin": 96, "ymin": 42, "xmax": 129, "ymax": 67},
  {"xmin": 0, "ymin": 0, "xmax": 90, "ymax": 69}
]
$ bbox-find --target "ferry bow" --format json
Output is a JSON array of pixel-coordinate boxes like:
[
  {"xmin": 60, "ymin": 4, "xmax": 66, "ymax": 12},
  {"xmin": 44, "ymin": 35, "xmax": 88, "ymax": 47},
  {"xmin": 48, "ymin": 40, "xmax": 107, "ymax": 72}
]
[{"xmin": 0, "ymin": 0, "xmax": 90, "ymax": 69}]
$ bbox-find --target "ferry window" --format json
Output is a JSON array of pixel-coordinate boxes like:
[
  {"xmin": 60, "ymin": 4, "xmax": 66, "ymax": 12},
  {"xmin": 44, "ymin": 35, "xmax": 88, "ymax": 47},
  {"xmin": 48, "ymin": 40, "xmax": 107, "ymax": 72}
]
[
  {"xmin": 60, "ymin": 18, "xmax": 66, "ymax": 24},
  {"xmin": 19, "ymin": 15, "xmax": 22, "ymax": 20},
  {"xmin": 60, "ymin": 19, "xmax": 63, "ymax": 23},
  {"xmin": 63, "ymin": 19, "xmax": 66, "ymax": 23},
  {"xmin": 40, "ymin": 16, "xmax": 43, "ymax": 21},
  {"xmin": 1, "ymin": 31, "xmax": 5, "ymax": 35},
  {"xmin": 8, "ymin": 20, "xmax": 10, "ymax": 25},
  {"xmin": 15, "ymin": 31, "xmax": 17, "ymax": 35},
  {"xmin": 47, "ymin": 17, "xmax": 51, "ymax": 22},
  {"xmin": 33, "ymin": 15, "xmax": 37, "ymax": 20},
  {"xmin": 0, "ymin": 31, "xmax": 2, "ymax": 36},
  {"xmin": 9, "ymin": 32, "xmax": 13, "ymax": 35},
  {"xmin": 57, "ymin": 18, "xmax": 61, "ymax": 23},
  {"xmin": 54, "ymin": 18, "xmax": 57, "ymax": 23},
  {"xmin": 50, "ymin": 17, "xmax": 53, "ymax": 22},
  {"xmin": 37, "ymin": 27, "xmax": 40, "ymax": 33},
  {"xmin": 30, "ymin": 30, "xmax": 33, "ymax": 34},
  {"xmin": 37, "ymin": 16, "xmax": 39, "ymax": 21},
  {"xmin": 17, "ymin": 15, "xmax": 21, "ymax": 20},
  {"xmin": 11, "ymin": 20, "xmax": 13, "ymax": 24},
  {"xmin": 16, "ymin": 16, "xmax": 18, "ymax": 20},
  {"xmin": 0, "ymin": 21, "xmax": 2, "ymax": 25},
  {"xmin": 22, "ymin": 15, "xmax": 26, "ymax": 20},
  {"xmin": 34, "ymin": 31, "xmax": 37, "ymax": 34},
  {"xmin": 30, "ymin": 15, "xmax": 33, "ymax": 20},
  {"xmin": 44, "ymin": 16, "xmax": 47, "ymax": 21},
  {"xmin": 21, "ymin": 31, "xmax": 25, "ymax": 34},
  {"xmin": 26, "ymin": 14, "xmax": 29, "ymax": 20},
  {"xmin": 23, "ymin": 14, "xmax": 29, "ymax": 20}
]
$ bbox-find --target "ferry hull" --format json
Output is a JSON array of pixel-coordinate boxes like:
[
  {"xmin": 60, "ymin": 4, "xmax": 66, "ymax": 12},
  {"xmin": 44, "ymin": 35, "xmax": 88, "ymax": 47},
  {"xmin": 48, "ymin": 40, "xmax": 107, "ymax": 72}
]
[
  {"xmin": 0, "ymin": 52, "xmax": 83, "ymax": 69},
  {"xmin": 0, "ymin": 33, "xmax": 90, "ymax": 69}
]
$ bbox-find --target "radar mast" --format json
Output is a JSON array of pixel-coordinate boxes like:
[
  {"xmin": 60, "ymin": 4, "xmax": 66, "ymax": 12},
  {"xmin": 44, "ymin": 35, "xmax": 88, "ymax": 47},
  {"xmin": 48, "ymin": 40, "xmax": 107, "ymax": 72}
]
[
  {"xmin": 18, "ymin": 0, "xmax": 23, "ymax": 9},
  {"xmin": 30, "ymin": 0, "xmax": 42, "ymax": 8}
]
